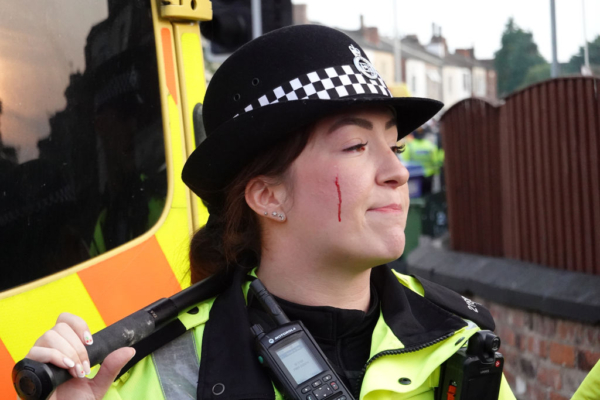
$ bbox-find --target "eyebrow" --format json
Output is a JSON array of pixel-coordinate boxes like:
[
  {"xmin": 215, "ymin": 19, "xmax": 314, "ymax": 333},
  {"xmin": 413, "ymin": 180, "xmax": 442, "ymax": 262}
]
[{"xmin": 328, "ymin": 117, "xmax": 397, "ymax": 134}]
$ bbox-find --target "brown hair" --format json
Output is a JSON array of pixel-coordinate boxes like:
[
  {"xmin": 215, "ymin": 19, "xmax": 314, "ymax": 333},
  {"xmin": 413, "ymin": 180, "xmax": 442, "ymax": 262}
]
[{"xmin": 189, "ymin": 126, "xmax": 313, "ymax": 283}]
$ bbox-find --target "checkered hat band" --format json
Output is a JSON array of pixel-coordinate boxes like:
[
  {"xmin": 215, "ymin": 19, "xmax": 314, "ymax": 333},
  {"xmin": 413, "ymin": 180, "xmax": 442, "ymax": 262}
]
[{"xmin": 237, "ymin": 64, "xmax": 392, "ymax": 117}]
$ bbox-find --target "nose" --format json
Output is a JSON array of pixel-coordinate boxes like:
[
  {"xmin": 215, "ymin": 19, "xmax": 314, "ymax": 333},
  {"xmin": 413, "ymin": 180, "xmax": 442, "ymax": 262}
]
[{"xmin": 376, "ymin": 145, "xmax": 410, "ymax": 188}]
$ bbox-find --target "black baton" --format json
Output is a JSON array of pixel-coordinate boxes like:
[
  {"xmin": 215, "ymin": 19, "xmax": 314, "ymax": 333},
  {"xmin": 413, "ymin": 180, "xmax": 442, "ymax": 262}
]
[{"xmin": 12, "ymin": 272, "xmax": 230, "ymax": 400}]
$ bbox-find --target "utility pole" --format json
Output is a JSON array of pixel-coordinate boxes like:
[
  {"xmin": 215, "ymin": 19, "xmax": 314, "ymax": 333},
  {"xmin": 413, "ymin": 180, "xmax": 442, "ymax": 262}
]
[
  {"xmin": 581, "ymin": 0, "xmax": 591, "ymax": 75},
  {"xmin": 251, "ymin": 0, "xmax": 262, "ymax": 39},
  {"xmin": 393, "ymin": 0, "xmax": 402, "ymax": 84},
  {"xmin": 550, "ymin": 0, "xmax": 560, "ymax": 77}
]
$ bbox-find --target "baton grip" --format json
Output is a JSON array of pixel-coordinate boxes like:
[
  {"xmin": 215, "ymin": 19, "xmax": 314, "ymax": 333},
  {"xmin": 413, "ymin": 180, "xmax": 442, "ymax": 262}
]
[{"xmin": 12, "ymin": 309, "xmax": 157, "ymax": 400}]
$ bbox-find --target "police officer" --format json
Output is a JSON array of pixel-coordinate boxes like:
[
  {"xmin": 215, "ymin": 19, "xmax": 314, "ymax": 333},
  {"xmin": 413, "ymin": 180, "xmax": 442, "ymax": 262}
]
[
  {"xmin": 401, "ymin": 126, "xmax": 441, "ymax": 196},
  {"xmin": 24, "ymin": 25, "xmax": 517, "ymax": 400}
]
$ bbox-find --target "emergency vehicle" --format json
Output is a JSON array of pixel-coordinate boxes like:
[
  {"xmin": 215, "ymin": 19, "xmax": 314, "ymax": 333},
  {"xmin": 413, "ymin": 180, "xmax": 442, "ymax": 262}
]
[{"xmin": 0, "ymin": 1, "xmax": 216, "ymax": 396}]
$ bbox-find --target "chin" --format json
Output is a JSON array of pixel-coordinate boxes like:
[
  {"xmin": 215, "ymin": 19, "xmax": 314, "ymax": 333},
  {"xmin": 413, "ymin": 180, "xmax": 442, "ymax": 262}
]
[{"xmin": 367, "ymin": 239, "xmax": 406, "ymax": 266}]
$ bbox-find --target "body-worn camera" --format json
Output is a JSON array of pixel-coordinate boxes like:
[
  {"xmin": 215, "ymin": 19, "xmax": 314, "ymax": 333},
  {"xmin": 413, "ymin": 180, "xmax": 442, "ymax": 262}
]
[
  {"xmin": 249, "ymin": 279, "xmax": 354, "ymax": 400},
  {"xmin": 436, "ymin": 330, "xmax": 504, "ymax": 400}
]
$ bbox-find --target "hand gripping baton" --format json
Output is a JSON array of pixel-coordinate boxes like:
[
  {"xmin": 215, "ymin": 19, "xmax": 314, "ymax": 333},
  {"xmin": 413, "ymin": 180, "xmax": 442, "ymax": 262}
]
[{"xmin": 12, "ymin": 272, "xmax": 230, "ymax": 400}]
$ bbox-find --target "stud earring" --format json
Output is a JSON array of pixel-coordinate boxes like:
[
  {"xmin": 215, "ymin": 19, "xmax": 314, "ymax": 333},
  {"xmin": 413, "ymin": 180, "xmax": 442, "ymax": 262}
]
[
  {"xmin": 278, "ymin": 213, "xmax": 285, "ymax": 221},
  {"xmin": 264, "ymin": 211, "xmax": 268, "ymax": 215},
  {"xmin": 272, "ymin": 212, "xmax": 278, "ymax": 216}
]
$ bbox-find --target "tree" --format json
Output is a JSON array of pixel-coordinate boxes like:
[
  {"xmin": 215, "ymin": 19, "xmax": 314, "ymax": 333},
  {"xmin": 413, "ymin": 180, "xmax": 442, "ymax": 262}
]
[
  {"xmin": 563, "ymin": 35, "xmax": 600, "ymax": 75},
  {"xmin": 519, "ymin": 63, "xmax": 551, "ymax": 89},
  {"xmin": 494, "ymin": 18, "xmax": 547, "ymax": 97}
]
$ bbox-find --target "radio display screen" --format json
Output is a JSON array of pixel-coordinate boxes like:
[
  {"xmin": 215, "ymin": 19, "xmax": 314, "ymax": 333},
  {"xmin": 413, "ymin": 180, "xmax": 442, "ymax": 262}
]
[{"xmin": 275, "ymin": 338, "xmax": 323, "ymax": 384}]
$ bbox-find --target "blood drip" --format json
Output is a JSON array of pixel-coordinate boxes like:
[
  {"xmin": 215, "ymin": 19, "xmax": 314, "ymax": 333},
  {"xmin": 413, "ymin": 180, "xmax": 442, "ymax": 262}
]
[{"xmin": 335, "ymin": 176, "xmax": 342, "ymax": 222}]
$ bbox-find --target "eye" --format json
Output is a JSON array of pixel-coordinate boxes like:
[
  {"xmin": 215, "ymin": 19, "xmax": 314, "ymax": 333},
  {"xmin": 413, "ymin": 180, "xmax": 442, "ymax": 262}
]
[
  {"xmin": 391, "ymin": 144, "xmax": 406, "ymax": 154},
  {"xmin": 343, "ymin": 141, "xmax": 368, "ymax": 152}
]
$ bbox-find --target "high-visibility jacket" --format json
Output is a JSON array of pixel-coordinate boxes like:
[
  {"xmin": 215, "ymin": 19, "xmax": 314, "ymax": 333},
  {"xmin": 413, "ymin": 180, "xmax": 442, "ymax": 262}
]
[
  {"xmin": 102, "ymin": 266, "xmax": 517, "ymax": 400},
  {"xmin": 402, "ymin": 139, "xmax": 440, "ymax": 178}
]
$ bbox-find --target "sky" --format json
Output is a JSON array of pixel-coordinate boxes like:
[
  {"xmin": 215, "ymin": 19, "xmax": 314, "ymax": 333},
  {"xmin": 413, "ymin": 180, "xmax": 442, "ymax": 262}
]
[
  {"xmin": 292, "ymin": 0, "xmax": 600, "ymax": 63},
  {"xmin": 0, "ymin": 1, "xmax": 108, "ymax": 162}
]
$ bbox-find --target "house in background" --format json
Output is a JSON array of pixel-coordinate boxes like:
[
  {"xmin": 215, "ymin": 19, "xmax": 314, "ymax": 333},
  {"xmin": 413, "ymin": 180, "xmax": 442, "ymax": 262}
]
[
  {"xmin": 292, "ymin": 5, "xmax": 498, "ymax": 109},
  {"xmin": 427, "ymin": 26, "xmax": 498, "ymax": 107}
]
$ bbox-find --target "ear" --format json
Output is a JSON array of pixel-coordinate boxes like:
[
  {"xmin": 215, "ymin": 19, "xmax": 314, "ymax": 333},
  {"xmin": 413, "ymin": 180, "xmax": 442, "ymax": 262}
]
[{"xmin": 245, "ymin": 176, "xmax": 288, "ymax": 218}]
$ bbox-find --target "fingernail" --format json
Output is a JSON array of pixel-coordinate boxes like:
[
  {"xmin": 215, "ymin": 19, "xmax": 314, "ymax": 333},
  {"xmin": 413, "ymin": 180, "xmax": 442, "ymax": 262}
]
[
  {"xmin": 63, "ymin": 357, "xmax": 75, "ymax": 368},
  {"xmin": 84, "ymin": 331, "xmax": 93, "ymax": 345},
  {"xmin": 76, "ymin": 364, "xmax": 86, "ymax": 378},
  {"xmin": 83, "ymin": 360, "xmax": 91, "ymax": 375}
]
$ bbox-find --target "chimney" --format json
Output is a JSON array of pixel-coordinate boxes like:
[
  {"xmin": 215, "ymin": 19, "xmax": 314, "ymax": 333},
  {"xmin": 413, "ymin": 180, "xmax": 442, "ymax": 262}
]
[
  {"xmin": 292, "ymin": 4, "xmax": 308, "ymax": 25},
  {"xmin": 360, "ymin": 15, "xmax": 365, "ymax": 31},
  {"xmin": 364, "ymin": 27, "xmax": 380, "ymax": 45},
  {"xmin": 456, "ymin": 48, "xmax": 475, "ymax": 59}
]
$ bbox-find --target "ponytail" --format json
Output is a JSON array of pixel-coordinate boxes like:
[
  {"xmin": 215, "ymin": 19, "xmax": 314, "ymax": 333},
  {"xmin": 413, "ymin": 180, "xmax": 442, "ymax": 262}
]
[{"xmin": 189, "ymin": 125, "xmax": 313, "ymax": 283}]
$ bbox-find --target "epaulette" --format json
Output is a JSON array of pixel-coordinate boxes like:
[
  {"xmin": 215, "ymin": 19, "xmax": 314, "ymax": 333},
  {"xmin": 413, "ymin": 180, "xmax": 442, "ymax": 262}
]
[{"xmin": 412, "ymin": 275, "xmax": 496, "ymax": 331}]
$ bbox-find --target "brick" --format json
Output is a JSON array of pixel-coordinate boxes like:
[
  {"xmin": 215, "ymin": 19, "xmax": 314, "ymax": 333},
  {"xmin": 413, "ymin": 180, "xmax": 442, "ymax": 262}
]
[
  {"xmin": 526, "ymin": 382, "xmax": 548, "ymax": 400},
  {"xmin": 550, "ymin": 393, "xmax": 570, "ymax": 400},
  {"xmin": 532, "ymin": 314, "xmax": 556, "ymax": 336},
  {"xmin": 549, "ymin": 342, "xmax": 576, "ymax": 367},
  {"xmin": 528, "ymin": 336, "xmax": 547, "ymax": 358},
  {"xmin": 509, "ymin": 309, "xmax": 526, "ymax": 328},
  {"xmin": 557, "ymin": 321, "xmax": 575, "ymax": 340},
  {"xmin": 520, "ymin": 357, "xmax": 537, "ymax": 379},
  {"xmin": 561, "ymin": 368, "xmax": 588, "ymax": 395},
  {"xmin": 515, "ymin": 333, "xmax": 523, "ymax": 351},
  {"xmin": 500, "ymin": 327, "xmax": 516, "ymax": 347},
  {"xmin": 537, "ymin": 364, "xmax": 561, "ymax": 390},
  {"xmin": 583, "ymin": 326, "xmax": 600, "ymax": 347},
  {"xmin": 577, "ymin": 349, "xmax": 600, "ymax": 371},
  {"xmin": 543, "ymin": 316, "xmax": 557, "ymax": 336},
  {"xmin": 504, "ymin": 369, "xmax": 516, "ymax": 388},
  {"xmin": 490, "ymin": 303, "xmax": 505, "ymax": 322}
]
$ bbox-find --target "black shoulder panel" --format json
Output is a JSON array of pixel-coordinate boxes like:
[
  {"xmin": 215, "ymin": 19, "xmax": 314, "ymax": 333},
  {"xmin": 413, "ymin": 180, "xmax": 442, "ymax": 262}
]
[{"xmin": 412, "ymin": 275, "xmax": 496, "ymax": 331}]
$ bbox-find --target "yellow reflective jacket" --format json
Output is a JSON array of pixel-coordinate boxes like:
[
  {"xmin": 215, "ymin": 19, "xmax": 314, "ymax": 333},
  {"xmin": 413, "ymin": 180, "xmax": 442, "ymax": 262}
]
[
  {"xmin": 103, "ymin": 267, "xmax": 516, "ymax": 400},
  {"xmin": 402, "ymin": 139, "xmax": 440, "ymax": 178}
]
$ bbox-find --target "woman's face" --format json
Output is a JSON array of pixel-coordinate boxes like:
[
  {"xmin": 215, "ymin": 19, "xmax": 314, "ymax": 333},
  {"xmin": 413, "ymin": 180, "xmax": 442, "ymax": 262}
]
[{"xmin": 284, "ymin": 106, "xmax": 410, "ymax": 269}]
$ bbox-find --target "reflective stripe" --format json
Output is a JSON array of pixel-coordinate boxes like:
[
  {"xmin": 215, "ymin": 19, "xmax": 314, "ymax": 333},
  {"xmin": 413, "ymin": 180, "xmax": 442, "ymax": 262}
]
[{"xmin": 153, "ymin": 330, "xmax": 199, "ymax": 399}]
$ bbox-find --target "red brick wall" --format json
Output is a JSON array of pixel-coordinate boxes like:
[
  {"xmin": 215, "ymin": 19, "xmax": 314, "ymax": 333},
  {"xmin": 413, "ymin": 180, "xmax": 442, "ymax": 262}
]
[{"xmin": 473, "ymin": 296, "xmax": 600, "ymax": 400}]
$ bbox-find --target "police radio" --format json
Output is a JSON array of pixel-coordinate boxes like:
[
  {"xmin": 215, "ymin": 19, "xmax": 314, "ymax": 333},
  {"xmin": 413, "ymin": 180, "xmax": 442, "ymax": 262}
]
[
  {"xmin": 249, "ymin": 279, "xmax": 354, "ymax": 400},
  {"xmin": 436, "ymin": 330, "xmax": 504, "ymax": 400}
]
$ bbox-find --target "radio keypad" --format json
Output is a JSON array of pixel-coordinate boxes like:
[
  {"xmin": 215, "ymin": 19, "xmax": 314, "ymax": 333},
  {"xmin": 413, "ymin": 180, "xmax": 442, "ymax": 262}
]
[
  {"xmin": 301, "ymin": 371, "xmax": 343, "ymax": 400},
  {"xmin": 312, "ymin": 384, "xmax": 333, "ymax": 399}
]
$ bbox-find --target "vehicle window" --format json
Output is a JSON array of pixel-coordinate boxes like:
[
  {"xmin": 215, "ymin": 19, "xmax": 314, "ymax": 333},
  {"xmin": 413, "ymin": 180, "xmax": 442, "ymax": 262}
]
[{"xmin": 0, "ymin": 0, "xmax": 166, "ymax": 291}]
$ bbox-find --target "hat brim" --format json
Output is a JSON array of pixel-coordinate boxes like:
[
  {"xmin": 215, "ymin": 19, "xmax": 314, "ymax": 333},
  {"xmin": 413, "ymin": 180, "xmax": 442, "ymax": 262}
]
[{"xmin": 182, "ymin": 95, "xmax": 443, "ymax": 206}]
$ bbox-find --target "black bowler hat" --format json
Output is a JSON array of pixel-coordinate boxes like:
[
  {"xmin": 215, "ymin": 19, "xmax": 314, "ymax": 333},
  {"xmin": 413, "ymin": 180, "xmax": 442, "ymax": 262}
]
[{"xmin": 183, "ymin": 24, "xmax": 443, "ymax": 210}]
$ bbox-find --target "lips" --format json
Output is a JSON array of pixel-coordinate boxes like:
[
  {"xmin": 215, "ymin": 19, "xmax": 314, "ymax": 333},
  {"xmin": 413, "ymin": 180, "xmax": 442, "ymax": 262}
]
[{"xmin": 368, "ymin": 203, "xmax": 403, "ymax": 213}]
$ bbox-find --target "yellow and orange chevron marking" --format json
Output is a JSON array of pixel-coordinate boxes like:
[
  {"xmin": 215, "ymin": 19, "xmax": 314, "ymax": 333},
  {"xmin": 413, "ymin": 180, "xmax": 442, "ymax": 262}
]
[{"xmin": 0, "ymin": 1, "xmax": 209, "ymax": 396}]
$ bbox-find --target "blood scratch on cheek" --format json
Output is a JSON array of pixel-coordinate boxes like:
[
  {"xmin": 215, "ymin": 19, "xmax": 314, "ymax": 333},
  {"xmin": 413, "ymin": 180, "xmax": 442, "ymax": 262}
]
[{"xmin": 335, "ymin": 175, "xmax": 342, "ymax": 222}]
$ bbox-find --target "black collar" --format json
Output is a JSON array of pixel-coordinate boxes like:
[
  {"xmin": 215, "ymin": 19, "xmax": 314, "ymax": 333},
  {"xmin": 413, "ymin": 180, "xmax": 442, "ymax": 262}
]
[{"xmin": 196, "ymin": 265, "xmax": 484, "ymax": 399}]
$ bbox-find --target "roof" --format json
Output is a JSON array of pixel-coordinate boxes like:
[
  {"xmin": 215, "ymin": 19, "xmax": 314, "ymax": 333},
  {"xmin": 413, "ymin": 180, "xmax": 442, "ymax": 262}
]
[
  {"xmin": 338, "ymin": 28, "xmax": 444, "ymax": 67},
  {"xmin": 479, "ymin": 59, "xmax": 496, "ymax": 70},
  {"xmin": 340, "ymin": 28, "xmax": 394, "ymax": 53},
  {"xmin": 444, "ymin": 52, "xmax": 487, "ymax": 69}
]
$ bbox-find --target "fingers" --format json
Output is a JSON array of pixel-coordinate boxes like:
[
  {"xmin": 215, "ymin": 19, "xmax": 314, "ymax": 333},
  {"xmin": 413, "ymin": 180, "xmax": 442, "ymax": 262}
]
[
  {"xmin": 56, "ymin": 313, "xmax": 93, "ymax": 345},
  {"xmin": 54, "ymin": 313, "xmax": 94, "ymax": 376},
  {"xmin": 31, "ymin": 330, "xmax": 86, "ymax": 378},
  {"xmin": 28, "ymin": 313, "xmax": 94, "ymax": 379},
  {"xmin": 53, "ymin": 323, "xmax": 91, "ymax": 376},
  {"xmin": 89, "ymin": 348, "xmax": 136, "ymax": 398},
  {"xmin": 26, "ymin": 346, "xmax": 78, "ymax": 370}
]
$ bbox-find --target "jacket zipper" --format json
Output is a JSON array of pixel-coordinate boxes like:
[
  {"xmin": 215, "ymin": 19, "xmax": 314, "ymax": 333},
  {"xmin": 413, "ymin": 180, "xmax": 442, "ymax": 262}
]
[{"xmin": 353, "ymin": 332, "xmax": 455, "ymax": 399}]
